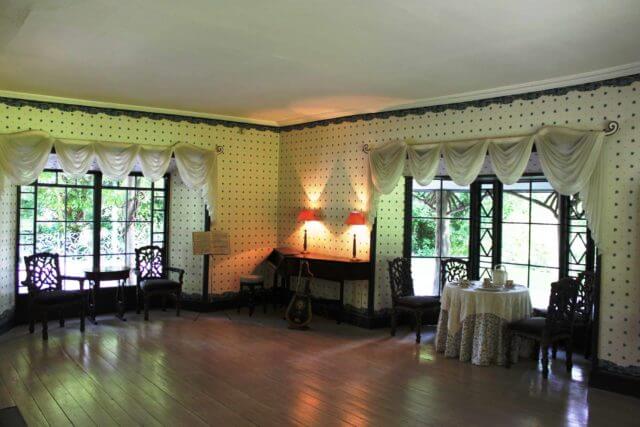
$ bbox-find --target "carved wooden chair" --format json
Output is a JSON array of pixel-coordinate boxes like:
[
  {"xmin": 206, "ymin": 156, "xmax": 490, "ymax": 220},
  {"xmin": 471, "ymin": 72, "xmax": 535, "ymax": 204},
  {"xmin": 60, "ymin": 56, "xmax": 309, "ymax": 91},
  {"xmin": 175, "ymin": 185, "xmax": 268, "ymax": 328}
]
[
  {"xmin": 574, "ymin": 270, "xmax": 596, "ymax": 359},
  {"xmin": 134, "ymin": 245, "xmax": 184, "ymax": 321},
  {"xmin": 388, "ymin": 257, "xmax": 440, "ymax": 343},
  {"xmin": 23, "ymin": 253, "xmax": 86, "ymax": 340},
  {"xmin": 506, "ymin": 277, "xmax": 580, "ymax": 378},
  {"xmin": 533, "ymin": 270, "xmax": 596, "ymax": 359},
  {"xmin": 439, "ymin": 258, "xmax": 470, "ymax": 293}
]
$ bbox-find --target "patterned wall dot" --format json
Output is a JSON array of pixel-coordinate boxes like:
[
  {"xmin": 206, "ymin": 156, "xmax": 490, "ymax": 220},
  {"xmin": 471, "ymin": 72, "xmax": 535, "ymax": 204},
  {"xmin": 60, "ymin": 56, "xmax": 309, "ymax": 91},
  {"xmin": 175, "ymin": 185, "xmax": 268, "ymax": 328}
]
[
  {"xmin": 0, "ymin": 182, "xmax": 16, "ymax": 318},
  {"xmin": 0, "ymin": 104, "xmax": 280, "ymax": 308},
  {"xmin": 169, "ymin": 172, "xmax": 205, "ymax": 297},
  {"xmin": 279, "ymin": 82, "xmax": 640, "ymax": 370}
]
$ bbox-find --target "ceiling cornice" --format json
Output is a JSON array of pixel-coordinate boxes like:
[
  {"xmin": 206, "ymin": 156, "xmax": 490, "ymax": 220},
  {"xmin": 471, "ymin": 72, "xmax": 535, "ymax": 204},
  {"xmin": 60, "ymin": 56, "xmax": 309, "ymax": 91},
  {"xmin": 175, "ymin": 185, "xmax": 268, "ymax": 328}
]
[
  {"xmin": 0, "ymin": 90, "xmax": 280, "ymax": 132},
  {"xmin": 279, "ymin": 62, "xmax": 640, "ymax": 130},
  {"xmin": 0, "ymin": 64, "xmax": 639, "ymax": 133}
]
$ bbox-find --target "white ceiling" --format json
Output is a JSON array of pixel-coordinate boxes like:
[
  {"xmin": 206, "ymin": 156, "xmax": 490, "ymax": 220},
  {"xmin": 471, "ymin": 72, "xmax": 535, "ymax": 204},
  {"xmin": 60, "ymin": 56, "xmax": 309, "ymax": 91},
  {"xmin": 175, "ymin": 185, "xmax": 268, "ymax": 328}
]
[{"xmin": 1, "ymin": 0, "xmax": 639, "ymax": 126}]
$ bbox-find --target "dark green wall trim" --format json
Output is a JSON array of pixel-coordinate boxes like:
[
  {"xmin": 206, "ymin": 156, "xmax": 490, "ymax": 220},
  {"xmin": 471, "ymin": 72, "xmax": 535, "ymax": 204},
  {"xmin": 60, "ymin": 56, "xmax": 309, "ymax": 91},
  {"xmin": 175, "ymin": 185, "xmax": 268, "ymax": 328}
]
[
  {"xmin": 0, "ymin": 308, "xmax": 15, "ymax": 335},
  {"xmin": 0, "ymin": 96, "xmax": 280, "ymax": 132},
  {"xmin": 280, "ymin": 73, "xmax": 640, "ymax": 131},
  {"xmin": 590, "ymin": 362, "xmax": 640, "ymax": 399}
]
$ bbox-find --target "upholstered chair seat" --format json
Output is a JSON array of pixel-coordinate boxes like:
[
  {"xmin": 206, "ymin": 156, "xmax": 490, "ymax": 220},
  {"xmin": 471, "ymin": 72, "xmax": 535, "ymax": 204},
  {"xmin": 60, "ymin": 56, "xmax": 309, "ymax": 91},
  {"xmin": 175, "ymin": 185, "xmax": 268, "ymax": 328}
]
[
  {"xmin": 33, "ymin": 290, "xmax": 84, "ymax": 305},
  {"xmin": 140, "ymin": 279, "xmax": 180, "ymax": 292},
  {"xmin": 395, "ymin": 295, "xmax": 440, "ymax": 308}
]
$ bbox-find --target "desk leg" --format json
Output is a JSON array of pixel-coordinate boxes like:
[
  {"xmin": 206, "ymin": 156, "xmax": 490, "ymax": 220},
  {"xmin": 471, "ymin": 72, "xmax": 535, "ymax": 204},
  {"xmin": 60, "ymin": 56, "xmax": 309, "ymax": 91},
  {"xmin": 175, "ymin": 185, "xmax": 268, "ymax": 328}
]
[
  {"xmin": 89, "ymin": 283, "xmax": 98, "ymax": 325},
  {"xmin": 116, "ymin": 280, "xmax": 127, "ymax": 321},
  {"xmin": 338, "ymin": 281, "xmax": 344, "ymax": 324}
]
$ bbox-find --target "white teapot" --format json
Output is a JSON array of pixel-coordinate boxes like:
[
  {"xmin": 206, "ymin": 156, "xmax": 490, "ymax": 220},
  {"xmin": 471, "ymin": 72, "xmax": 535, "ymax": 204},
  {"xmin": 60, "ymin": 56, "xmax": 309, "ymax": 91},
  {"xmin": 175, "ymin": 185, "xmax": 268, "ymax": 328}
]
[{"xmin": 492, "ymin": 264, "xmax": 508, "ymax": 286}]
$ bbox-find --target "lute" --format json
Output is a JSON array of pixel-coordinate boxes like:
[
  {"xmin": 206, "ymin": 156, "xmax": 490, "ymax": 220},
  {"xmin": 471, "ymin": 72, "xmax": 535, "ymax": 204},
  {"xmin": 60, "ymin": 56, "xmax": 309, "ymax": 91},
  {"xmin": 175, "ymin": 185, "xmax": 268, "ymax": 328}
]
[{"xmin": 285, "ymin": 260, "xmax": 313, "ymax": 329}]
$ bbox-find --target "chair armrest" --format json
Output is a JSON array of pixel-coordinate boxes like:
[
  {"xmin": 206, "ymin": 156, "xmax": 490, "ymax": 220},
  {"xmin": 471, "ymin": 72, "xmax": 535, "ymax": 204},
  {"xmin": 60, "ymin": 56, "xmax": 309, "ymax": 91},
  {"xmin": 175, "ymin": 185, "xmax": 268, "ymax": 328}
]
[
  {"xmin": 167, "ymin": 267, "xmax": 185, "ymax": 284},
  {"xmin": 61, "ymin": 275, "xmax": 86, "ymax": 291}
]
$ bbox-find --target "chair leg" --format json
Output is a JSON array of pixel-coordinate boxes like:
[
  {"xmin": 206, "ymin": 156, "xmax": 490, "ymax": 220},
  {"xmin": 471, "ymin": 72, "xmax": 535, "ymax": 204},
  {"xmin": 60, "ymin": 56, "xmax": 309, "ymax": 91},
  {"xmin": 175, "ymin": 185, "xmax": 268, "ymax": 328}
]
[
  {"xmin": 176, "ymin": 291, "xmax": 181, "ymax": 317},
  {"xmin": 136, "ymin": 287, "xmax": 141, "ymax": 314},
  {"xmin": 29, "ymin": 309, "xmax": 35, "ymax": 334},
  {"xmin": 80, "ymin": 303, "xmax": 85, "ymax": 333},
  {"xmin": 248, "ymin": 286, "xmax": 256, "ymax": 317},
  {"xmin": 144, "ymin": 294, "xmax": 150, "ymax": 321},
  {"xmin": 59, "ymin": 310, "xmax": 65, "ymax": 327},
  {"xmin": 584, "ymin": 324, "xmax": 592, "ymax": 360},
  {"xmin": 161, "ymin": 296, "xmax": 167, "ymax": 312},
  {"xmin": 415, "ymin": 311, "xmax": 422, "ymax": 344},
  {"xmin": 552, "ymin": 343, "xmax": 557, "ymax": 359},
  {"xmin": 542, "ymin": 344, "xmax": 550, "ymax": 378},
  {"xmin": 263, "ymin": 286, "xmax": 267, "ymax": 314},
  {"xmin": 42, "ymin": 310, "xmax": 48, "ymax": 341},
  {"xmin": 390, "ymin": 308, "xmax": 397, "ymax": 337},
  {"xmin": 566, "ymin": 338, "xmax": 573, "ymax": 373}
]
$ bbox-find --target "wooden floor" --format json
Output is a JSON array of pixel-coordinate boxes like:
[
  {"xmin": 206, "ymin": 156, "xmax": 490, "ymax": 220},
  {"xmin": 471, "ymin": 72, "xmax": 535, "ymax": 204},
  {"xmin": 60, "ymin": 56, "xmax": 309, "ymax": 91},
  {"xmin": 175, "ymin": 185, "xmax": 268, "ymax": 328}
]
[{"xmin": 0, "ymin": 310, "xmax": 638, "ymax": 427}]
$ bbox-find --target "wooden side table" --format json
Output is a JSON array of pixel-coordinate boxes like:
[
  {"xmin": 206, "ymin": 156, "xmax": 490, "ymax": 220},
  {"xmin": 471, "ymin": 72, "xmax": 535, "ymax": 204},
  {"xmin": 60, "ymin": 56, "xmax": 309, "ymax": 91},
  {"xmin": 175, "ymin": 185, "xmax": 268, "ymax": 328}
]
[{"xmin": 85, "ymin": 268, "xmax": 131, "ymax": 323}]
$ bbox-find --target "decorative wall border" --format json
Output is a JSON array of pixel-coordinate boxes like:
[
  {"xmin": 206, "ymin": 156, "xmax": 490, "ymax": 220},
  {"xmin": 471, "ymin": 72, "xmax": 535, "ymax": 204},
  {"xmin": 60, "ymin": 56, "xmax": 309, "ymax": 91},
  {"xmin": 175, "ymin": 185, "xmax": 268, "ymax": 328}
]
[
  {"xmin": 280, "ymin": 73, "xmax": 640, "ymax": 131},
  {"xmin": 0, "ymin": 96, "xmax": 280, "ymax": 133},
  {"xmin": 1, "ymin": 73, "xmax": 639, "ymax": 133}
]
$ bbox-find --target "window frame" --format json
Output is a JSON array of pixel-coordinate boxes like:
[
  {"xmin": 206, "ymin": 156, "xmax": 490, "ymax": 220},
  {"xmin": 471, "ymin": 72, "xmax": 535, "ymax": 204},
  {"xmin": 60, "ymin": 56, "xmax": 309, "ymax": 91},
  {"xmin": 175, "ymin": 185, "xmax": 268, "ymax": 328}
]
[
  {"xmin": 404, "ymin": 174, "xmax": 595, "ymax": 297},
  {"xmin": 15, "ymin": 169, "xmax": 170, "ymax": 293}
]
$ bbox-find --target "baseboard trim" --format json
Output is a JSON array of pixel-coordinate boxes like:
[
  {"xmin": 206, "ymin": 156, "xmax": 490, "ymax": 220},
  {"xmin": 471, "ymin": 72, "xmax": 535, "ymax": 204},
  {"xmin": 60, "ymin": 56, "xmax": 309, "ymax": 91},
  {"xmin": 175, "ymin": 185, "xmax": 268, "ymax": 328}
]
[
  {"xmin": 590, "ymin": 365, "xmax": 640, "ymax": 399},
  {"xmin": 0, "ymin": 308, "xmax": 15, "ymax": 335}
]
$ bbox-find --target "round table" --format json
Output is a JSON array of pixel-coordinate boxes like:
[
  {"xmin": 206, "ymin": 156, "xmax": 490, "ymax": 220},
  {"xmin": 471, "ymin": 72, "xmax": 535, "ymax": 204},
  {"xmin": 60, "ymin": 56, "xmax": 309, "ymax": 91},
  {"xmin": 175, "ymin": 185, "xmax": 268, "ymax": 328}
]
[{"xmin": 435, "ymin": 282, "xmax": 532, "ymax": 366}]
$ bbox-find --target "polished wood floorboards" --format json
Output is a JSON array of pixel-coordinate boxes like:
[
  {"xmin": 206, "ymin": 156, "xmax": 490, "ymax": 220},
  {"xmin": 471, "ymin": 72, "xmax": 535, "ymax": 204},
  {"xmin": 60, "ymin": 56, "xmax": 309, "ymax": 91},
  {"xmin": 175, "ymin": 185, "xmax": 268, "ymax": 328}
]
[{"xmin": 0, "ymin": 310, "xmax": 638, "ymax": 426}]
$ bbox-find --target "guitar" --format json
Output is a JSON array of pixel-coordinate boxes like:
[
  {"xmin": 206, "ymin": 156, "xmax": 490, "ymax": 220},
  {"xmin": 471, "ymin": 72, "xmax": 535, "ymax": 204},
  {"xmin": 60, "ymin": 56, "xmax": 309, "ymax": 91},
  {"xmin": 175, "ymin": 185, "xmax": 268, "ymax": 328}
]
[{"xmin": 285, "ymin": 260, "xmax": 313, "ymax": 329}]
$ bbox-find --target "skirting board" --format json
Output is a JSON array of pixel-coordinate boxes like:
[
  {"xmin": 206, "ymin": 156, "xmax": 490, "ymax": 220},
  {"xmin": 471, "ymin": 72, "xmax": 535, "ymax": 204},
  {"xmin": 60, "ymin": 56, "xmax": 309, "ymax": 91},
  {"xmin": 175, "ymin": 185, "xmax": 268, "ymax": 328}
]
[
  {"xmin": 590, "ymin": 362, "xmax": 640, "ymax": 399},
  {"xmin": 0, "ymin": 308, "xmax": 14, "ymax": 335}
]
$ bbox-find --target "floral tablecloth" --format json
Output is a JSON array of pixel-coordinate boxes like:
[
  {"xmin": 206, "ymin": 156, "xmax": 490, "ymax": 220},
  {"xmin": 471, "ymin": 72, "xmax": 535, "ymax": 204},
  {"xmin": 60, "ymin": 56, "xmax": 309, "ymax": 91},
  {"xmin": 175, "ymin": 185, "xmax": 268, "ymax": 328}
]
[{"xmin": 435, "ymin": 282, "xmax": 532, "ymax": 366}]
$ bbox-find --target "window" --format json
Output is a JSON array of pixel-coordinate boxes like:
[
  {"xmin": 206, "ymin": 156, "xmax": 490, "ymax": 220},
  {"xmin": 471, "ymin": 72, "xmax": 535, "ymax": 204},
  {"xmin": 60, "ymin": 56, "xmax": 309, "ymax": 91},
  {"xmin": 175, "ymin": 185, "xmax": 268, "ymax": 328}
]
[
  {"xmin": 501, "ymin": 179, "xmax": 560, "ymax": 309},
  {"xmin": 409, "ymin": 179, "xmax": 470, "ymax": 296},
  {"xmin": 17, "ymin": 170, "xmax": 169, "ymax": 293},
  {"xmin": 406, "ymin": 175, "xmax": 594, "ymax": 309}
]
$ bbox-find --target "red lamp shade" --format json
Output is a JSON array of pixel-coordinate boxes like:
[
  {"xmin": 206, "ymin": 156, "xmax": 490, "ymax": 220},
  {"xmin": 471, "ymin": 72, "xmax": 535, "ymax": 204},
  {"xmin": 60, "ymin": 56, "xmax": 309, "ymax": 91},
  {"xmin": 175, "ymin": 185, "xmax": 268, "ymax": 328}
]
[
  {"xmin": 297, "ymin": 209, "xmax": 317, "ymax": 222},
  {"xmin": 345, "ymin": 211, "xmax": 366, "ymax": 225}
]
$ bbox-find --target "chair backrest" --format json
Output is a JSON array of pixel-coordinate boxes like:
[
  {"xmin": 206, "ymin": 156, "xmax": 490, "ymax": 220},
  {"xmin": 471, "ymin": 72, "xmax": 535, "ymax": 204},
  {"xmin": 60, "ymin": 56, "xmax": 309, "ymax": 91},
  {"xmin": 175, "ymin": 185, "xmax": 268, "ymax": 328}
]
[
  {"xmin": 576, "ymin": 270, "xmax": 596, "ymax": 323},
  {"xmin": 24, "ymin": 252, "xmax": 62, "ymax": 293},
  {"xmin": 388, "ymin": 257, "xmax": 414, "ymax": 303},
  {"xmin": 545, "ymin": 277, "xmax": 580, "ymax": 333},
  {"xmin": 135, "ymin": 245, "xmax": 166, "ymax": 280},
  {"xmin": 439, "ymin": 258, "xmax": 469, "ymax": 293}
]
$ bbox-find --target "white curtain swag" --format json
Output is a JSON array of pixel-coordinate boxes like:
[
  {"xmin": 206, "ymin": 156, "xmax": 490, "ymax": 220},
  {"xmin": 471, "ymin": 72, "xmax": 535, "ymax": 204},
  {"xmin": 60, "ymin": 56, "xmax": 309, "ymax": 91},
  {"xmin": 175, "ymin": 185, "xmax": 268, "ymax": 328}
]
[
  {"xmin": 367, "ymin": 126, "xmax": 607, "ymax": 249},
  {"xmin": 0, "ymin": 131, "xmax": 218, "ymax": 220}
]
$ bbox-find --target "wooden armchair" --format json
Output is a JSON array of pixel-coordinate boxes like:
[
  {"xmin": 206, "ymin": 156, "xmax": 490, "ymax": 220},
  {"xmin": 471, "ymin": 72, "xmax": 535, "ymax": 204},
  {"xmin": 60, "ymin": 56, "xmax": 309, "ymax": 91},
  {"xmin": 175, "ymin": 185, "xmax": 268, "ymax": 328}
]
[
  {"xmin": 439, "ymin": 258, "xmax": 469, "ymax": 294},
  {"xmin": 134, "ymin": 245, "xmax": 184, "ymax": 321},
  {"xmin": 23, "ymin": 253, "xmax": 86, "ymax": 340},
  {"xmin": 388, "ymin": 257, "xmax": 440, "ymax": 343},
  {"xmin": 506, "ymin": 277, "xmax": 580, "ymax": 378}
]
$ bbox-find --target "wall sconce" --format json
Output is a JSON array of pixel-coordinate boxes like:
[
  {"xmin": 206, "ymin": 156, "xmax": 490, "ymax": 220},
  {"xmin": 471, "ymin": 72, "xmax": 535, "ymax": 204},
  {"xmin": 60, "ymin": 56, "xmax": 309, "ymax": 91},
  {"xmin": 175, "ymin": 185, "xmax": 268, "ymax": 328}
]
[
  {"xmin": 297, "ymin": 209, "xmax": 317, "ymax": 254},
  {"xmin": 345, "ymin": 211, "xmax": 366, "ymax": 260}
]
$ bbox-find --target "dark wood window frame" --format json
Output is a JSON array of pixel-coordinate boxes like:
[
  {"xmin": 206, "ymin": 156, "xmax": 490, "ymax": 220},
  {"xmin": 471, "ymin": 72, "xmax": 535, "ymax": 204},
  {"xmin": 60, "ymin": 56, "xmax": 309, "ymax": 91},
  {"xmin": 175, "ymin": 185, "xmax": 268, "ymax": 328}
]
[
  {"xmin": 15, "ymin": 169, "xmax": 170, "ymax": 294},
  {"xmin": 404, "ymin": 175, "xmax": 595, "ymax": 289}
]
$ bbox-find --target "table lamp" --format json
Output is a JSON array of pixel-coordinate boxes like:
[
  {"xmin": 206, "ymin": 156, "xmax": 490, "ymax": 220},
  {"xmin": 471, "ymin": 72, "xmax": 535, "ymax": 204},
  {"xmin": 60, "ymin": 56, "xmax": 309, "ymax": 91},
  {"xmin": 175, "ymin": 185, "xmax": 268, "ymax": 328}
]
[
  {"xmin": 297, "ymin": 209, "xmax": 317, "ymax": 253},
  {"xmin": 345, "ymin": 211, "xmax": 366, "ymax": 260}
]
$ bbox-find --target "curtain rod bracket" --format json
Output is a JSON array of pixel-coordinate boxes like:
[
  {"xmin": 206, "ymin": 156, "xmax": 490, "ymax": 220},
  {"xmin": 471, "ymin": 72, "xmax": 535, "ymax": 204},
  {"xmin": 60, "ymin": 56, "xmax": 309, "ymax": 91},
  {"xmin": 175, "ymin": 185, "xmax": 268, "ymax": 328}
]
[
  {"xmin": 216, "ymin": 145, "xmax": 224, "ymax": 154},
  {"xmin": 604, "ymin": 121, "xmax": 619, "ymax": 136}
]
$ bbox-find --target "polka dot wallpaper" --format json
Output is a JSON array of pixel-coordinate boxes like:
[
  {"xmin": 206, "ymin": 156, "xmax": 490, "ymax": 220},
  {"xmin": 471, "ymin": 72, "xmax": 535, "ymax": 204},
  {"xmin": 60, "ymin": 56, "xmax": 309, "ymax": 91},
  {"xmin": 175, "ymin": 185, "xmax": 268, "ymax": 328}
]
[
  {"xmin": 0, "ymin": 181, "xmax": 16, "ymax": 320},
  {"xmin": 279, "ymin": 82, "xmax": 640, "ymax": 368},
  {"xmin": 0, "ymin": 104, "xmax": 280, "ymax": 314}
]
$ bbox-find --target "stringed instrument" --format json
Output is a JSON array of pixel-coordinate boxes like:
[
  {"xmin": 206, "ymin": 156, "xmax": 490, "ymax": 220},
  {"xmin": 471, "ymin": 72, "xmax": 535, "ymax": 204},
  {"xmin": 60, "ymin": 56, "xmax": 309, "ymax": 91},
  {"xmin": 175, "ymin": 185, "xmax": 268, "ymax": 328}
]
[{"xmin": 285, "ymin": 260, "xmax": 313, "ymax": 329}]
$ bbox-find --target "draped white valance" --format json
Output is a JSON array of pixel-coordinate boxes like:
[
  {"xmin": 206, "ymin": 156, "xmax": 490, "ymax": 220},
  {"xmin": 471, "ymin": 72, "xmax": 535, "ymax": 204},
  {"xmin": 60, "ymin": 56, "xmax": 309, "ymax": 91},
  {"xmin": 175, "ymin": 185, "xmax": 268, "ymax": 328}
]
[
  {"xmin": 0, "ymin": 131, "xmax": 218, "ymax": 220},
  {"xmin": 368, "ymin": 126, "xmax": 607, "ymax": 249}
]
